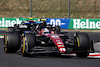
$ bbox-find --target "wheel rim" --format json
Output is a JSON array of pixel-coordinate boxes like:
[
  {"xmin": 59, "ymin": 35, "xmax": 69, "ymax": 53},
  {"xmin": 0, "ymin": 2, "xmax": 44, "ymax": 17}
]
[
  {"xmin": 76, "ymin": 37, "xmax": 80, "ymax": 47},
  {"xmin": 23, "ymin": 37, "xmax": 26, "ymax": 54},
  {"xmin": 4, "ymin": 34, "xmax": 8, "ymax": 53},
  {"xmin": 4, "ymin": 45, "xmax": 7, "ymax": 53},
  {"xmin": 22, "ymin": 35, "xmax": 29, "ymax": 56}
]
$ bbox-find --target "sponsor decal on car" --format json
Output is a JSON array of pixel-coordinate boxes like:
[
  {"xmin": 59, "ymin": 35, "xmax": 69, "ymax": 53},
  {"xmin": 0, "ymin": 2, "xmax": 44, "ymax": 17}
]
[
  {"xmin": 51, "ymin": 35, "xmax": 59, "ymax": 38},
  {"xmin": 18, "ymin": 25, "xmax": 27, "ymax": 28},
  {"xmin": 60, "ymin": 48, "xmax": 66, "ymax": 52},
  {"xmin": 58, "ymin": 45, "xmax": 64, "ymax": 47},
  {"xmin": 47, "ymin": 34, "xmax": 66, "ymax": 52}
]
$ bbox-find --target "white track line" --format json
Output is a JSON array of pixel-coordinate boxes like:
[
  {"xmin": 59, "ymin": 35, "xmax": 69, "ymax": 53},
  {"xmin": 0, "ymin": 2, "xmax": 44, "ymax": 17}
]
[
  {"xmin": 0, "ymin": 36, "xmax": 4, "ymax": 38},
  {"xmin": 64, "ymin": 53, "xmax": 100, "ymax": 58}
]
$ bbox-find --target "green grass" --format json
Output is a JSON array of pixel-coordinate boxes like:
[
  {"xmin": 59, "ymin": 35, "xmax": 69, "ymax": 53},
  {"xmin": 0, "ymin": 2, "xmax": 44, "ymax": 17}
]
[{"xmin": 0, "ymin": 0, "xmax": 100, "ymax": 18}]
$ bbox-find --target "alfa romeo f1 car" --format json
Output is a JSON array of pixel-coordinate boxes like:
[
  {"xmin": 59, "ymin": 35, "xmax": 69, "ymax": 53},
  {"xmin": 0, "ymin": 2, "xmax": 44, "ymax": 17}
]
[{"xmin": 3, "ymin": 18, "xmax": 94, "ymax": 57}]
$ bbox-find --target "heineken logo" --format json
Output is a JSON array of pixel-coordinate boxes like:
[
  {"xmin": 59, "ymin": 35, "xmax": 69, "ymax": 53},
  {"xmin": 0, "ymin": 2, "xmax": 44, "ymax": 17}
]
[
  {"xmin": 73, "ymin": 19, "xmax": 100, "ymax": 29},
  {"xmin": 0, "ymin": 18, "xmax": 100, "ymax": 30},
  {"xmin": 0, "ymin": 18, "xmax": 22, "ymax": 27}
]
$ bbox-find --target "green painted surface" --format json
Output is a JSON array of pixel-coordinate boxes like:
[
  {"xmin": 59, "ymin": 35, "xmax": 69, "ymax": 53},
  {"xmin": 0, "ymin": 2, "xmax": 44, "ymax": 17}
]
[{"xmin": 68, "ymin": 19, "xmax": 100, "ymax": 30}]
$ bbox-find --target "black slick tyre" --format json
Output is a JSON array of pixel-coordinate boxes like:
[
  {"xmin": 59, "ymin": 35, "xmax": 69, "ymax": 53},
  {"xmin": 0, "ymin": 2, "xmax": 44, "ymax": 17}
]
[
  {"xmin": 7, "ymin": 27, "xmax": 14, "ymax": 32},
  {"xmin": 75, "ymin": 32, "xmax": 91, "ymax": 57},
  {"xmin": 21, "ymin": 33, "xmax": 36, "ymax": 56},
  {"xmin": 4, "ymin": 32, "xmax": 20, "ymax": 53}
]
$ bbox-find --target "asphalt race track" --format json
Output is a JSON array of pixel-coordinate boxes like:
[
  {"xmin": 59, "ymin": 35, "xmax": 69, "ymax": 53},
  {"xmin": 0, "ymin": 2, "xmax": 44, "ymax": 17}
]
[{"xmin": 0, "ymin": 30, "xmax": 100, "ymax": 67}]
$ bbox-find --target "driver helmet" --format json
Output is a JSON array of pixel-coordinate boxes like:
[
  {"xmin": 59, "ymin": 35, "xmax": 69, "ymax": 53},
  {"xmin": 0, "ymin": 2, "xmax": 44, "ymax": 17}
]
[
  {"xmin": 46, "ymin": 24, "xmax": 52, "ymax": 30},
  {"xmin": 40, "ymin": 28, "xmax": 50, "ymax": 34},
  {"xmin": 28, "ymin": 17, "xmax": 34, "ymax": 23}
]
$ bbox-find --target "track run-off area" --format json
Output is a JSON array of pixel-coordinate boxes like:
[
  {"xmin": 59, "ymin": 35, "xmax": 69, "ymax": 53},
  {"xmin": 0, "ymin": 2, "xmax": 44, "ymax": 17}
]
[{"xmin": 0, "ymin": 30, "xmax": 100, "ymax": 67}]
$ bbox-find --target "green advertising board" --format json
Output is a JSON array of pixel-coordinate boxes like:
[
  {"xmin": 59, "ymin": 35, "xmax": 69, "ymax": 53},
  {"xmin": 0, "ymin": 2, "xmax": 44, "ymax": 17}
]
[
  {"xmin": 1, "ymin": 18, "xmax": 100, "ymax": 30},
  {"xmin": 68, "ymin": 19, "xmax": 100, "ymax": 30},
  {"xmin": 0, "ymin": 18, "xmax": 39, "ymax": 28}
]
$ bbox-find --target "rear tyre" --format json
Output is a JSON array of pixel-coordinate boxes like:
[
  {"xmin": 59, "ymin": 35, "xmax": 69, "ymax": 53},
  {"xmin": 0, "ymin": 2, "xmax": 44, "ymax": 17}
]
[
  {"xmin": 4, "ymin": 32, "xmax": 20, "ymax": 53},
  {"xmin": 7, "ymin": 27, "xmax": 14, "ymax": 32},
  {"xmin": 21, "ymin": 33, "xmax": 36, "ymax": 56},
  {"xmin": 75, "ymin": 32, "xmax": 91, "ymax": 57}
]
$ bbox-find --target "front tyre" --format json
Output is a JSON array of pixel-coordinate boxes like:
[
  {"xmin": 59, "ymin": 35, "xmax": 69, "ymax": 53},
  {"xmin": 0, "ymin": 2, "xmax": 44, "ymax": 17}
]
[
  {"xmin": 21, "ymin": 33, "xmax": 36, "ymax": 56},
  {"xmin": 75, "ymin": 32, "xmax": 91, "ymax": 57}
]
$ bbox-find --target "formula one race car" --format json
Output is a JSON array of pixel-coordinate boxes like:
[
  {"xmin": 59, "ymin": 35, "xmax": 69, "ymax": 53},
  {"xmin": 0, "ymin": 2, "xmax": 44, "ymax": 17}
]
[{"xmin": 3, "ymin": 18, "xmax": 94, "ymax": 57}]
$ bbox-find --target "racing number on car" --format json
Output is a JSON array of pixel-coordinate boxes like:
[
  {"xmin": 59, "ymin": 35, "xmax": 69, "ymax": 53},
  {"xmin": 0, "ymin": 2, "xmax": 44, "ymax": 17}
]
[{"xmin": 50, "ymin": 19, "xmax": 61, "ymax": 27}]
